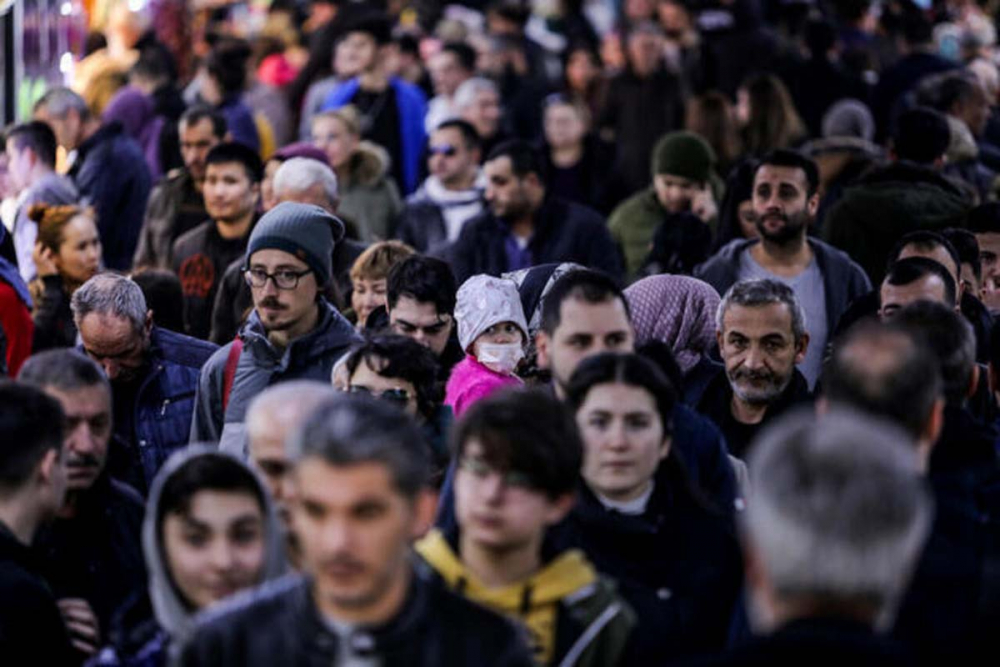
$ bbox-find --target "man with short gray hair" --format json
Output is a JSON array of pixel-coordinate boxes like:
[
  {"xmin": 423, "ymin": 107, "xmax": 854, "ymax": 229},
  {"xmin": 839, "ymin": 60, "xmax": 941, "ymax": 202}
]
[
  {"xmin": 72, "ymin": 273, "xmax": 217, "ymax": 491},
  {"xmin": 33, "ymin": 87, "xmax": 152, "ymax": 270},
  {"xmin": 701, "ymin": 408, "xmax": 931, "ymax": 664},
  {"xmin": 694, "ymin": 279, "xmax": 813, "ymax": 458}
]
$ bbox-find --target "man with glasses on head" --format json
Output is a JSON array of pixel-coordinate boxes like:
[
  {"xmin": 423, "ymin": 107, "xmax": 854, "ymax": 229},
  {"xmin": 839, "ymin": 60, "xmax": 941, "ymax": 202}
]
[
  {"xmin": 191, "ymin": 202, "xmax": 361, "ymax": 453},
  {"xmin": 396, "ymin": 119, "xmax": 485, "ymax": 255}
]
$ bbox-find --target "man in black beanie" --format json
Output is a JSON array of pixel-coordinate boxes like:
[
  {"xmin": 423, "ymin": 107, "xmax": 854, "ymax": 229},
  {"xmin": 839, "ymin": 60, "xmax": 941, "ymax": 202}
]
[{"xmin": 190, "ymin": 202, "xmax": 361, "ymax": 453}]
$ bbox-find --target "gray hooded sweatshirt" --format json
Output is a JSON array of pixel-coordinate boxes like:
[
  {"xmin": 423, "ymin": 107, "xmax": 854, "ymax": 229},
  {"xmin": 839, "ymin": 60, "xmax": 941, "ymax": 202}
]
[{"xmin": 142, "ymin": 446, "xmax": 288, "ymax": 663}]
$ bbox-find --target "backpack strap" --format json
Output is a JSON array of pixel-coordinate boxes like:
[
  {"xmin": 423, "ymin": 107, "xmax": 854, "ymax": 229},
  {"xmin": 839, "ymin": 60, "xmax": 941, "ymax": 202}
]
[{"xmin": 222, "ymin": 337, "xmax": 244, "ymax": 414}]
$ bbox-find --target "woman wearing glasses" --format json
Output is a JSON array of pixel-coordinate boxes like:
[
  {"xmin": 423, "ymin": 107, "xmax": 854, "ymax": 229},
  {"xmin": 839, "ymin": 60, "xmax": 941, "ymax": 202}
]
[{"xmin": 341, "ymin": 334, "xmax": 452, "ymax": 484}]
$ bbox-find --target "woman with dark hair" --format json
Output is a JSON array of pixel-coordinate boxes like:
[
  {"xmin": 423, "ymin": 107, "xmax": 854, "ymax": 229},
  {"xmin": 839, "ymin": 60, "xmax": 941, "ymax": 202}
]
[
  {"xmin": 736, "ymin": 74, "xmax": 806, "ymax": 156},
  {"xmin": 560, "ymin": 352, "xmax": 742, "ymax": 665},
  {"xmin": 561, "ymin": 43, "xmax": 607, "ymax": 123},
  {"xmin": 90, "ymin": 448, "xmax": 286, "ymax": 666},
  {"xmin": 540, "ymin": 93, "xmax": 615, "ymax": 212},
  {"xmin": 712, "ymin": 158, "xmax": 759, "ymax": 252},
  {"xmin": 686, "ymin": 91, "xmax": 743, "ymax": 179},
  {"xmin": 342, "ymin": 334, "xmax": 451, "ymax": 480}
]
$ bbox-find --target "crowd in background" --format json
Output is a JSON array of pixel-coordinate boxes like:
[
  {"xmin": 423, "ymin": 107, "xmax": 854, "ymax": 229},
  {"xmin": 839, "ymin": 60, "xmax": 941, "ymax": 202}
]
[{"xmin": 1, "ymin": 0, "xmax": 1000, "ymax": 665}]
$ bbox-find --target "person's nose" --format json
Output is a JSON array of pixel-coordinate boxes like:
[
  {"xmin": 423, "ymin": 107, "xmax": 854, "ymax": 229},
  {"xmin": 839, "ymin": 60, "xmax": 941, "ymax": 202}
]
[
  {"xmin": 208, "ymin": 537, "xmax": 236, "ymax": 571},
  {"xmin": 743, "ymin": 344, "xmax": 767, "ymax": 370},
  {"xmin": 100, "ymin": 359, "xmax": 120, "ymax": 380}
]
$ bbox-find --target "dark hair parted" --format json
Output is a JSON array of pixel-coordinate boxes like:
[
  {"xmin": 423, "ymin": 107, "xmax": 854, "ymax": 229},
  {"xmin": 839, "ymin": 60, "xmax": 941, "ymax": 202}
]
[
  {"xmin": 179, "ymin": 104, "xmax": 227, "ymax": 139},
  {"xmin": 0, "ymin": 382, "xmax": 64, "ymax": 493},
  {"xmin": 434, "ymin": 118, "xmax": 481, "ymax": 151},
  {"xmin": 887, "ymin": 230, "xmax": 960, "ymax": 277},
  {"xmin": 485, "ymin": 139, "xmax": 547, "ymax": 183},
  {"xmin": 540, "ymin": 269, "xmax": 628, "ymax": 335},
  {"xmin": 564, "ymin": 352, "xmax": 677, "ymax": 437},
  {"xmin": 5, "ymin": 121, "xmax": 58, "ymax": 169},
  {"xmin": 756, "ymin": 149, "xmax": 819, "ymax": 196},
  {"xmin": 452, "ymin": 388, "xmax": 582, "ymax": 499},
  {"xmin": 205, "ymin": 142, "xmax": 264, "ymax": 183},
  {"xmin": 18, "ymin": 349, "xmax": 109, "ymax": 396},
  {"xmin": 884, "ymin": 256, "xmax": 957, "ymax": 308},
  {"xmin": 386, "ymin": 255, "xmax": 457, "ymax": 314},
  {"xmin": 344, "ymin": 334, "xmax": 442, "ymax": 421}
]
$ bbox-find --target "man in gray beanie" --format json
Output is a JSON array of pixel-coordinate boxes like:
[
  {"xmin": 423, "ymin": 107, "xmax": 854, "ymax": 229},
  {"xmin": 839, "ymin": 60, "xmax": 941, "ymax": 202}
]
[{"xmin": 190, "ymin": 201, "xmax": 361, "ymax": 453}]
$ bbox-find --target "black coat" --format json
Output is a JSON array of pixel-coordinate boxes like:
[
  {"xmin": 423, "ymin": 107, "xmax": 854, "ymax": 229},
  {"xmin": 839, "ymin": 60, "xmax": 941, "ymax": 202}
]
[
  {"xmin": 176, "ymin": 571, "xmax": 534, "ymax": 667},
  {"xmin": 694, "ymin": 367, "xmax": 813, "ymax": 459},
  {"xmin": 0, "ymin": 520, "xmax": 75, "ymax": 666},
  {"xmin": 34, "ymin": 474, "xmax": 146, "ymax": 644},
  {"xmin": 894, "ymin": 406, "xmax": 1000, "ymax": 664},
  {"xmin": 448, "ymin": 196, "xmax": 623, "ymax": 284},
  {"xmin": 691, "ymin": 617, "xmax": 914, "ymax": 666},
  {"xmin": 552, "ymin": 457, "xmax": 743, "ymax": 664}
]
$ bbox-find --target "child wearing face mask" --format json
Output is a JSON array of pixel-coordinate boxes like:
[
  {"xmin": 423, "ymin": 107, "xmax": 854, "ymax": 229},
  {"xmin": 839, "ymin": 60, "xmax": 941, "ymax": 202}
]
[{"xmin": 445, "ymin": 275, "xmax": 529, "ymax": 417}]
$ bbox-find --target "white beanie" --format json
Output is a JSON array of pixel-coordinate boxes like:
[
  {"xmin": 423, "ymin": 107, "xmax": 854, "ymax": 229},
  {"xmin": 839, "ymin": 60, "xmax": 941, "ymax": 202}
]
[{"xmin": 455, "ymin": 275, "xmax": 529, "ymax": 352}]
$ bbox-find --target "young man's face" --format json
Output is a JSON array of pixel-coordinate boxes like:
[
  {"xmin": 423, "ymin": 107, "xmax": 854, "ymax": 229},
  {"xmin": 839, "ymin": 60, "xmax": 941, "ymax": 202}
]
[
  {"xmin": 348, "ymin": 357, "xmax": 419, "ymax": 418},
  {"xmin": 428, "ymin": 127, "xmax": 478, "ymax": 188},
  {"xmin": 653, "ymin": 173, "xmax": 699, "ymax": 214},
  {"xmin": 291, "ymin": 458, "xmax": 430, "ymax": 616},
  {"xmin": 389, "ymin": 296, "xmax": 454, "ymax": 356},
  {"xmin": 247, "ymin": 249, "xmax": 320, "ymax": 335},
  {"xmin": 335, "ymin": 31, "xmax": 379, "ymax": 77},
  {"xmin": 454, "ymin": 440, "xmax": 569, "ymax": 552},
  {"xmin": 180, "ymin": 118, "xmax": 222, "ymax": 183},
  {"xmin": 429, "ymin": 51, "xmax": 468, "ymax": 97},
  {"xmin": 536, "ymin": 297, "xmax": 635, "ymax": 394},
  {"xmin": 45, "ymin": 385, "xmax": 111, "ymax": 493},
  {"xmin": 484, "ymin": 156, "xmax": 535, "ymax": 221},
  {"xmin": 717, "ymin": 303, "xmax": 806, "ymax": 406},
  {"xmin": 751, "ymin": 165, "xmax": 817, "ymax": 245},
  {"xmin": 162, "ymin": 490, "xmax": 266, "ymax": 610},
  {"xmin": 204, "ymin": 162, "xmax": 259, "ymax": 226},
  {"xmin": 4, "ymin": 139, "xmax": 33, "ymax": 192}
]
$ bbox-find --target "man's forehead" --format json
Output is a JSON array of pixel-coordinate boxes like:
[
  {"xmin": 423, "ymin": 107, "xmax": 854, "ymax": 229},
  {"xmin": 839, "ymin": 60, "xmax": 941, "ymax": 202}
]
[
  {"xmin": 180, "ymin": 118, "xmax": 216, "ymax": 139},
  {"xmin": 391, "ymin": 296, "xmax": 447, "ymax": 322},
  {"xmin": 722, "ymin": 303, "xmax": 794, "ymax": 335},
  {"xmin": 898, "ymin": 245, "xmax": 957, "ymax": 278},
  {"xmin": 754, "ymin": 165, "xmax": 807, "ymax": 188},
  {"xmin": 295, "ymin": 459, "xmax": 403, "ymax": 502},
  {"xmin": 250, "ymin": 249, "xmax": 308, "ymax": 270},
  {"xmin": 557, "ymin": 296, "xmax": 631, "ymax": 330}
]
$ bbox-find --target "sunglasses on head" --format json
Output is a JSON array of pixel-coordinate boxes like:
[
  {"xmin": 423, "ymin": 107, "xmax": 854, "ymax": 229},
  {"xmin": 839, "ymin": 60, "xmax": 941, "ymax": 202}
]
[
  {"xmin": 347, "ymin": 385, "xmax": 410, "ymax": 406},
  {"xmin": 428, "ymin": 144, "xmax": 458, "ymax": 157}
]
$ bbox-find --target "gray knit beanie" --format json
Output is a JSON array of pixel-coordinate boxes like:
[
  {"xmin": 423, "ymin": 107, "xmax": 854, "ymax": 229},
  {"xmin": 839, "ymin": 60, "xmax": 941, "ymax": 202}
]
[{"xmin": 245, "ymin": 202, "xmax": 334, "ymax": 286}]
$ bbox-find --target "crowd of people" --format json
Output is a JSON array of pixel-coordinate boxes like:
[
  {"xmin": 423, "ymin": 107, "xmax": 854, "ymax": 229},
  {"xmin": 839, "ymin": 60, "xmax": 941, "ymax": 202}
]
[{"xmin": 2, "ymin": 0, "xmax": 1000, "ymax": 664}]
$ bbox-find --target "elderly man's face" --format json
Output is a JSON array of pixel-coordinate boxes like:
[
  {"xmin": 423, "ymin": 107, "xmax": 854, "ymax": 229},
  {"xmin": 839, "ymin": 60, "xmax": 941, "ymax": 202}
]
[
  {"xmin": 78, "ymin": 312, "xmax": 151, "ymax": 383},
  {"xmin": 46, "ymin": 384, "xmax": 111, "ymax": 493},
  {"xmin": 717, "ymin": 303, "xmax": 806, "ymax": 405}
]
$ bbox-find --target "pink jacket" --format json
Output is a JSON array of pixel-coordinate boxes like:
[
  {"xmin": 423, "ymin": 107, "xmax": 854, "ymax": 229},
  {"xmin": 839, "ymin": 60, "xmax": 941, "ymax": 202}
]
[{"xmin": 445, "ymin": 355, "xmax": 523, "ymax": 418}]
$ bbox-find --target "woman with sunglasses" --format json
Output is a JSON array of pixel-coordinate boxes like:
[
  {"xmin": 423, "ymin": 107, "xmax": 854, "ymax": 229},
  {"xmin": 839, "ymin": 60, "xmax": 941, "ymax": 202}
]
[
  {"xmin": 341, "ymin": 334, "xmax": 451, "ymax": 483},
  {"xmin": 560, "ymin": 352, "xmax": 743, "ymax": 665}
]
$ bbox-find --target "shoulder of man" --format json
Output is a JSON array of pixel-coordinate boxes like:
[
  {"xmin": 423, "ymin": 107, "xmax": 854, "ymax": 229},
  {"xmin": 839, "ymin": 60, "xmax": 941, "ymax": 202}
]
[{"xmin": 151, "ymin": 326, "xmax": 220, "ymax": 368}]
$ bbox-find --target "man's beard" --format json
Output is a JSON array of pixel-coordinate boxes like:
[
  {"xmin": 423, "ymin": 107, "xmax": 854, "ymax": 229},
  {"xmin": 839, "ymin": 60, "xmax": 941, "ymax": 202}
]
[
  {"xmin": 728, "ymin": 366, "xmax": 792, "ymax": 406},
  {"xmin": 755, "ymin": 210, "xmax": 809, "ymax": 246}
]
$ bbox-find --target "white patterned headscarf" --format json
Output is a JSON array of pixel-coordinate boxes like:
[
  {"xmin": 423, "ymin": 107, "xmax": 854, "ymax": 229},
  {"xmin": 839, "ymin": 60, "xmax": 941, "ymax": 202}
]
[{"xmin": 455, "ymin": 274, "xmax": 530, "ymax": 352}]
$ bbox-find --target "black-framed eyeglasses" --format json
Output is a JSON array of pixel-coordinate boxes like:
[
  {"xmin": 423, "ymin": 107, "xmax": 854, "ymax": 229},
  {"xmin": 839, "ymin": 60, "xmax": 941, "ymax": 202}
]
[
  {"xmin": 244, "ymin": 267, "xmax": 312, "ymax": 290},
  {"xmin": 428, "ymin": 143, "xmax": 457, "ymax": 157},
  {"xmin": 347, "ymin": 385, "xmax": 410, "ymax": 406}
]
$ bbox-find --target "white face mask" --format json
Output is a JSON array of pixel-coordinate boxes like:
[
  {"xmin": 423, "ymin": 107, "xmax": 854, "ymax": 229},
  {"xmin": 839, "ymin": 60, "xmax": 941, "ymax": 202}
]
[{"xmin": 477, "ymin": 342, "xmax": 525, "ymax": 375}]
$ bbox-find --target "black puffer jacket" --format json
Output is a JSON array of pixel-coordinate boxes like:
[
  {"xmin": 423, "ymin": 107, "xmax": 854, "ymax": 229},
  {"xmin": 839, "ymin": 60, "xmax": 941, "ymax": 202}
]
[{"xmin": 176, "ymin": 570, "xmax": 534, "ymax": 667}]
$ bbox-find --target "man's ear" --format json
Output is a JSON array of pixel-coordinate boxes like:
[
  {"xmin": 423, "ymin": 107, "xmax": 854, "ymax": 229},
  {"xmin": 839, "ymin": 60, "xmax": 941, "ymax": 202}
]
[
  {"xmin": 545, "ymin": 492, "xmax": 576, "ymax": 526},
  {"xmin": 411, "ymin": 488, "xmax": 438, "ymax": 540},
  {"xmin": 967, "ymin": 363, "xmax": 981, "ymax": 400},
  {"xmin": 807, "ymin": 192, "xmax": 820, "ymax": 217},
  {"xmin": 37, "ymin": 447, "xmax": 60, "ymax": 489},
  {"xmin": 145, "ymin": 309, "xmax": 154, "ymax": 336},
  {"xmin": 535, "ymin": 331, "xmax": 551, "ymax": 370},
  {"xmin": 794, "ymin": 332, "xmax": 810, "ymax": 364}
]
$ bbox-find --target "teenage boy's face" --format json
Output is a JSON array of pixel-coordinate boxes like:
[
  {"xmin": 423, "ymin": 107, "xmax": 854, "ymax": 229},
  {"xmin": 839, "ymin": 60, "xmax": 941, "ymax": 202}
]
[
  {"xmin": 454, "ymin": 440, "xmax": 571, "ymax": 552},
  {"xmin": 336, "ymin": 32, "xmax": 379, "ymax": 76},
  {"xmin": 653, "ymin": 173, "xmax": 699, "ymax": 213}
]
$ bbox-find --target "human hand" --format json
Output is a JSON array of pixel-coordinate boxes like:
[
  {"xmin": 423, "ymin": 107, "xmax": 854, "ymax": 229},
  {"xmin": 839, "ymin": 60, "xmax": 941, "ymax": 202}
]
[
  {"xmin": 33, "ymin": 242, "xmax": 59, "ymax": 278},
  {"xmin": 691, "ymin": 184, "xmax": 717, "ymax": 223},
  {"xmin": 57, "ymin": 598, "xmax": 100, "ymax": 655}
]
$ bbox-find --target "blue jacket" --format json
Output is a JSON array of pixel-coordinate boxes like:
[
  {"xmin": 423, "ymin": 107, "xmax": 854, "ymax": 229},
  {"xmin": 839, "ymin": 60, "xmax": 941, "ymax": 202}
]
[
  {"xmin": 131, "ymin": 327, "xmax": 217, "ymax": 490},
  {"xmin": 321, "ymin": 77, "xmax": 427, "ymax": 195},
  {"xmin": 70, "ymin": 122, "xmax": 153, "ymax": 271}
]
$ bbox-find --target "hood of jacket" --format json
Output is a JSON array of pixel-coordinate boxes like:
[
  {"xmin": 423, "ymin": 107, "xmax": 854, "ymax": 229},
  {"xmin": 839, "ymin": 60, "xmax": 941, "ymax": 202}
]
[
  {"xmin": 142, "ymin": 446, "xmax": 287, "ymax": 648},
  {"xmin": 345, "ymin": 141, "xmax": 392, "ymax": 187}
]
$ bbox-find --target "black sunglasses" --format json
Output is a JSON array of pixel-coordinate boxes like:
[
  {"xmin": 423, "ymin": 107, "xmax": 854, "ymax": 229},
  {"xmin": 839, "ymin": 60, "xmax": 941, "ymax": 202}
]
[
  {"xmin": 347, "ymin": 385, "xmax": 410, "ymax": 406},
  {"xmin": 428, "ymin": 143, "xmax": 458, "ymax": 157}
]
